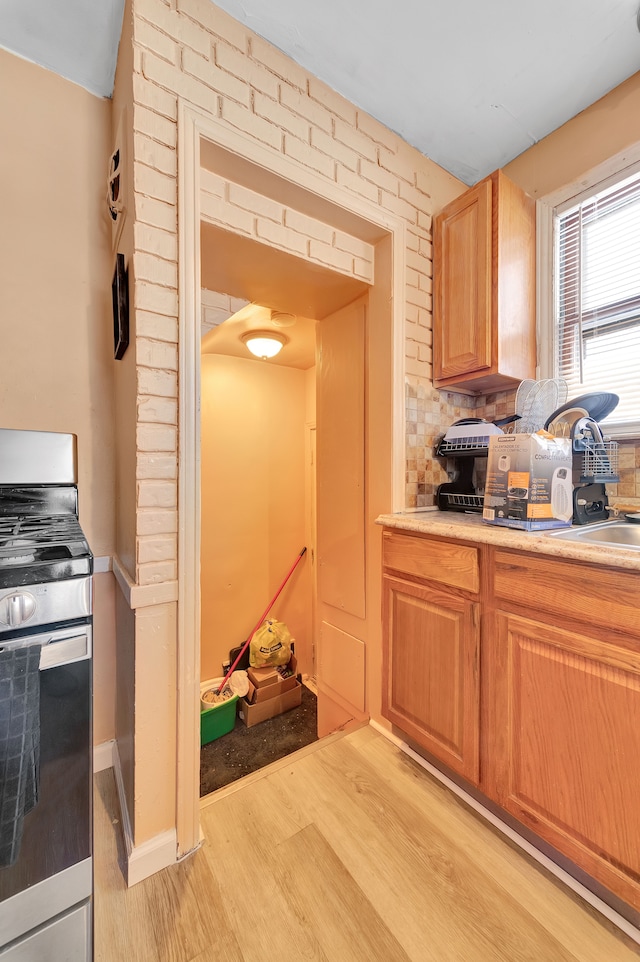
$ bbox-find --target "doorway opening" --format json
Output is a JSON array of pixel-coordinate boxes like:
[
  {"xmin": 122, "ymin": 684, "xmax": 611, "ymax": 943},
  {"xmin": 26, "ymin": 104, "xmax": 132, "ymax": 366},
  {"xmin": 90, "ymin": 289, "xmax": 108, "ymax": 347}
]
[
  {"xmin": 196, "ymin": 246, "xmax": 373, "ymax": 794},
  {"xmin": 199, "ymin": 293, "xmax": 319, "ymax": 794},
  {"xmin": 176, "ymin": 104, "xmax": 405, "ymax": 856}
]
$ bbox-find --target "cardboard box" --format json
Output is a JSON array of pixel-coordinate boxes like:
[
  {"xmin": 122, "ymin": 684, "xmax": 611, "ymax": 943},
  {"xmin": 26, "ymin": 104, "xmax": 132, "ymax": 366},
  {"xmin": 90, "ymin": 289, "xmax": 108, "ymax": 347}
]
[
  {"xmin": 239, "ymin": 655, "xmax": 301, "ymax": 726},
  {"xmin": 483, "ymin": 433, "xmax": 573, "ymax": 530},
  {"xmin": 238, "ymin": 681, "xmax": 303, "ymax": 727},
  {"xmin": 250, "ymin": 672, "xmax": 299, "ymax": 703},
  {"xmin": 247, "ymin": 655, "xmax": 298, "ymax": 701},
  {"xmin": 247, "ymin": 665, "xmax": 280, "ymax": 689}
]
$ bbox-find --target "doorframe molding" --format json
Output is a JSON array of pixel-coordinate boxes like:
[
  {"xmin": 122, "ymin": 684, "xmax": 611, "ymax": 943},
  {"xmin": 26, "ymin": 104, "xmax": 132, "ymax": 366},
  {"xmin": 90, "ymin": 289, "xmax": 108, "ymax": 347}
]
[
  {"xmin": 176, "ymin": 101, "xmax": 406, "ymax": 856},
  {"xmin": 305, "ymin": 420, "xmax": 317, "ymax": 675},
  {"xmin": 176, "ymin": 101, "xmax": 202, "ymax": 859}
]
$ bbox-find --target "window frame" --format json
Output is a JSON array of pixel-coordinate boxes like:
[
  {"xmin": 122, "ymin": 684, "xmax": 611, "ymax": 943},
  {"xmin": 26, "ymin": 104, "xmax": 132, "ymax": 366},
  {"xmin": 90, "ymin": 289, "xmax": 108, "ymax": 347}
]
[{"xmin": 537, "ymin": 153, "xmax": 640, "ymax": 440}]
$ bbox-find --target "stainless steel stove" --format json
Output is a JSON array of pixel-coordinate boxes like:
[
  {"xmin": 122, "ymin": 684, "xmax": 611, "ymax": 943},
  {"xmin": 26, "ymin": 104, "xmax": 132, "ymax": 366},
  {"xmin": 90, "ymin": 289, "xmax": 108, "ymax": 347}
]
[{"xmin": 0, "ymin": 429, "xmax": 93, "ymax": 961}]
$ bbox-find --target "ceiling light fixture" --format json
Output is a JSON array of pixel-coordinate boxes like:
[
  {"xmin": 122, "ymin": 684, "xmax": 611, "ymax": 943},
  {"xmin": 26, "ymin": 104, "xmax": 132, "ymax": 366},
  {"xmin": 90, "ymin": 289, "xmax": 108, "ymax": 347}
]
[{"xmin": 241, "ymin": 330, "xmax": 287, "ymax": 359}]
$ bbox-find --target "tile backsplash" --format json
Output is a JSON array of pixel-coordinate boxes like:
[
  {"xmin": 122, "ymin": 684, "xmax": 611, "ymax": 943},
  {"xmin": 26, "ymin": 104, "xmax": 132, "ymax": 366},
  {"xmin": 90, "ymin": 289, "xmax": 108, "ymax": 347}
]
[
  {"xmin": 405, "ymin": 377, "xmax": 640, "ymax": 509},
  {"xmin": 404, "ymin": 378, "xmax": 478, "ymax": 508},
  {"xmin": 608, "ymin": 441, "xmax": 640, "ymax": 502}
]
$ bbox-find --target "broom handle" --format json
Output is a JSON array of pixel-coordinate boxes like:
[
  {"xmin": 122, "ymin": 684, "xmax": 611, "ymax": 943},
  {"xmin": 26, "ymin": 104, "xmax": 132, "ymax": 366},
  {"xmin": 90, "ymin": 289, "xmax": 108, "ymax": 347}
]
[{"xmin": 215, "ymin": 546, "xmax": 307, "ymax": 694}]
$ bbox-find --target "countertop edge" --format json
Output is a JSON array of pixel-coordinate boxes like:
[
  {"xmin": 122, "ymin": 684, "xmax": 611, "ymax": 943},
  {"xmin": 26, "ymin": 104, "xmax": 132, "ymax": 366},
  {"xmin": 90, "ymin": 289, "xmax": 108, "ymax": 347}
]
[{"xmin": 376, "ymin": 509, "xmax": 640, "ymax": 572}]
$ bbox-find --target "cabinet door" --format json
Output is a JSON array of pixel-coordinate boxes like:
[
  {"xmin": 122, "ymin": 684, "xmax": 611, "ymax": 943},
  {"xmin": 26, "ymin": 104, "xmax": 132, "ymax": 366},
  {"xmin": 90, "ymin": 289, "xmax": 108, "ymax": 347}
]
[
  {"xmin": 382, "ymin": 575, "xmax": 480, "ymax": 783},
  {"xmin": 486, "ymin": 610, "xmax": 640, "ymax": 911},
  {"xmin": 433, "ymin": 178, "xmax": 492, "ymax": 384}
]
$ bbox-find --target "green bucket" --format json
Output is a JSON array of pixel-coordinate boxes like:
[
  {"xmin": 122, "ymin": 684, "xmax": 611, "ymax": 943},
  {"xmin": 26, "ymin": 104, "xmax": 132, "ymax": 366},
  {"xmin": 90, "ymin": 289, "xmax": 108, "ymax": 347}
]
[{"xmin": 200, "ymin": 688, "xmax": 238, "ymax": 746}]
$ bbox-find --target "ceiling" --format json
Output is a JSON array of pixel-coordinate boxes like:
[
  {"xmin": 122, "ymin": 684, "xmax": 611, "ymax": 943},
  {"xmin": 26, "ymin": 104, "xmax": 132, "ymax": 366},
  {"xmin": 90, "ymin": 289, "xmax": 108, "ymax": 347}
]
[
  {"xmin": 201, "ymin": 303, "xmax": 317, "ymax": 369},
  {"xmin": 0, "ymin": 0, "xmax": 125, "ymax": 99},
  {"xmin": 1, "ymin": 0, "xmax": 639, "ymax": 184},
  {"xmin": 200, "ymin": 219, "xmax": 367, "ymax": 368},
  {"xmin": 200, "ymin": 220, "xmax": 369, "ymax": 320}
]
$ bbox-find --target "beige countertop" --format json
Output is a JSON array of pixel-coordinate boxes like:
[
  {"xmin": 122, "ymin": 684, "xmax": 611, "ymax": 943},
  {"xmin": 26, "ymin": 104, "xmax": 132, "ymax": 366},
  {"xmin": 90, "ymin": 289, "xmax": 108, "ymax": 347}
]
[{"xmin": 376, "ymin": 508, "xmax": 640, "ymax": 572}]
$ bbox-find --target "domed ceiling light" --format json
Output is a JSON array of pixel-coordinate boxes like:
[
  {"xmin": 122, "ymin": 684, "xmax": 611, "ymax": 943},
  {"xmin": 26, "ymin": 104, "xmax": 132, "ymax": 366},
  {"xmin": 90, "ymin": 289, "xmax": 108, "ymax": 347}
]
[{"xmin": 241, "ymin": 330, "xmax": 287, "ymax": 359}]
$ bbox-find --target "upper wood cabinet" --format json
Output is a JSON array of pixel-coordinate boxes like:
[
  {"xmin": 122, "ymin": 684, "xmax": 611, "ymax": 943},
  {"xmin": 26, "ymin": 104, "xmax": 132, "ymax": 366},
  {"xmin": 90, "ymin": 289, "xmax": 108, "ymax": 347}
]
[{"xmin": 433, "ymin": 170, "xmax": 536, "ymax": 394}]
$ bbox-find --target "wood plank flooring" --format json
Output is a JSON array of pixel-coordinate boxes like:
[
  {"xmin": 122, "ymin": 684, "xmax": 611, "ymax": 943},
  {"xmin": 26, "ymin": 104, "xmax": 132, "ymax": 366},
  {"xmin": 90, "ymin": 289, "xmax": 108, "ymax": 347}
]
[{"xmin": 94, "ymin": 726, "xmax": 640, "ymax": 961}]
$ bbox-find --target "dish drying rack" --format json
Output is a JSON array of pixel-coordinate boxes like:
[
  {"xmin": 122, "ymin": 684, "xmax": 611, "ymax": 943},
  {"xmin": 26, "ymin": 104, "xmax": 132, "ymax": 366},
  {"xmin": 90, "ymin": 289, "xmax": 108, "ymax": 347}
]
[
  {"xmin": 435, "ymin": 430, "xmax": 620, "ymax": 514},
  {"xmin": 574, "ymin": 438, "xmax": 619, "ymax": 484},
  {"xmin": 436, "ymin": 435, "xmax": 496, "ymax": 456},
  {"xmin": 435, "ymin": 433, "xmax": 489, "ymax": 513}
]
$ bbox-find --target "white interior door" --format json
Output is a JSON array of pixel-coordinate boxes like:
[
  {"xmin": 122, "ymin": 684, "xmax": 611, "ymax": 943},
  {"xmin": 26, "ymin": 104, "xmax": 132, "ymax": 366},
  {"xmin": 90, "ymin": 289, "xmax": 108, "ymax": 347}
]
[
  {"xmin": 307, "ymin": 423, "xmax": 317, "ymax": 678},
  {"xmin": 316, "ymin": 296, "xmax": 368, "ymax": 735}
]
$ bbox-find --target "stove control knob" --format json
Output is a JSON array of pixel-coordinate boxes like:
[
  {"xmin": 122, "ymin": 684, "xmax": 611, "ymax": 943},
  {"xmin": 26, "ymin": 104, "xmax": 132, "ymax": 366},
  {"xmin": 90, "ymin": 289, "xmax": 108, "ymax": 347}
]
[{"xmin": 0, "ymin": 591, "xmax": 36, "ymax": 628}]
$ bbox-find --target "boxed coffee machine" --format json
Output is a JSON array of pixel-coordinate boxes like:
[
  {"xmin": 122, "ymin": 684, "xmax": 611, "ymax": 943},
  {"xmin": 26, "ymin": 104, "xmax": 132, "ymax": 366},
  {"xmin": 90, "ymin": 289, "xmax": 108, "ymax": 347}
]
[{"xmin": 483, "ymin": 433, "xmax": 573, "ymax": 530}]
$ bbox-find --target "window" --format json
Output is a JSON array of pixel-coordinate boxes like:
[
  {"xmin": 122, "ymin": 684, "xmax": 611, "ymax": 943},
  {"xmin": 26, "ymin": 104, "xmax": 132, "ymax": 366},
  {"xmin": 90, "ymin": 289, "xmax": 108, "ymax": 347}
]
[{"xmin": 549, "ymin": 166, "xmax": 640, "ymax": 438}]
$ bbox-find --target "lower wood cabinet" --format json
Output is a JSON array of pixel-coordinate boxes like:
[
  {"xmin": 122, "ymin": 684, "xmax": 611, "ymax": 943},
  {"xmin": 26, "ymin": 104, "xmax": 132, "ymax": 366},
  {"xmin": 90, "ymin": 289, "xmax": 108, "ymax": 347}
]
[
  {"xmin": 382, "ymin": 528, "xmax": 640, "ymax": 914},
  {"xmin": 484, "ymin": 607, "xmax": 640, "ymax": 911},
  {"xmin": 382, "ymin": 536, "xmax": 480, "ymax": 783}
]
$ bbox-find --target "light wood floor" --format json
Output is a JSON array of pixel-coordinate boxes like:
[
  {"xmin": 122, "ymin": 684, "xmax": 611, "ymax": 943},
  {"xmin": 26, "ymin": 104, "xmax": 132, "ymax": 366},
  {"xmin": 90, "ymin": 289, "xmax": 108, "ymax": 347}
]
[{"xmin": 94, "ymin": 726, "xmax": 640, "ymax": 961}]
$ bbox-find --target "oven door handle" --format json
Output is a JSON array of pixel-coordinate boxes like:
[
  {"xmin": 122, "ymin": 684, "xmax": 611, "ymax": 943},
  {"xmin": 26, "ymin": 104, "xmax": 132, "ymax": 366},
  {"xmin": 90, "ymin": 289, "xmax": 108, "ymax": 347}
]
[
  {"xmin": 40, "ymin": 628, "xmax": 92, "ymax": 670},
  {"xmin": 0, "ymin": 625, "xmax": 92, "ymax": 670}
]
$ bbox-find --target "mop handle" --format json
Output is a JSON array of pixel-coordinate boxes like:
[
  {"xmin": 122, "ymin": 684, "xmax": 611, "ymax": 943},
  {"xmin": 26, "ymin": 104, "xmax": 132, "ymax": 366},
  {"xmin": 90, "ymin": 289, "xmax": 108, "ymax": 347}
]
[{"xmin": 215, "ymin": 546, "xmax": 307, "ymax": 694}]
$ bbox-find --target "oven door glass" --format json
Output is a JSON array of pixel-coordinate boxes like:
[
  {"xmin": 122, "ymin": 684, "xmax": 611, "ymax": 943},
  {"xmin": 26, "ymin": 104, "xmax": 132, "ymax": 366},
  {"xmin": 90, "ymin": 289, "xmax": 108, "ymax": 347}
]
[{"xmin": 0, "ymin": 626, "xmax": 91, "ymax": 902}]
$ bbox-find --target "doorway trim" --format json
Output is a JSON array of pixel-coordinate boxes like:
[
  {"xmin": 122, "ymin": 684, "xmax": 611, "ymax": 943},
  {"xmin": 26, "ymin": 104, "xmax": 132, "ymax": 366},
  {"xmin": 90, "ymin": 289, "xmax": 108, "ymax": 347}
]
[{"xmin": 177, "ymin": 102, "xmax": 407, "ymax": 856}]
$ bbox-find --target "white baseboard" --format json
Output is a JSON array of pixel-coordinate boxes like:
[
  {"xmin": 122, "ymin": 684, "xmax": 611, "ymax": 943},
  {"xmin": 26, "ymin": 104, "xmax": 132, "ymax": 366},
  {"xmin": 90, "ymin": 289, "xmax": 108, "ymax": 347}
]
[
  {"xmin": 93, "ymin": 740, "xmax": 115, "ymax": 773},
  {"xmin": 127, "ymin": 829, "xmax": 178, "ymax": 888},
  {"xmin": 111, "ymin": 741, "xmax": 178, "ymax": 887},
  {"xmin": 369, "ymin": 719, "xmax": 640, "ymax": 947}
]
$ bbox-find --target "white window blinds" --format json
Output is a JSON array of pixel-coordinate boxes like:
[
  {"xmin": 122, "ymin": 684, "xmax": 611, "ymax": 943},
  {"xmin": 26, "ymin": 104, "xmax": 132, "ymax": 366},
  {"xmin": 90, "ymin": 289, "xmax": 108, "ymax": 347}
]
[{"xmin": 554, "ymin": 167, "xmax": 640, "ymax": 438}]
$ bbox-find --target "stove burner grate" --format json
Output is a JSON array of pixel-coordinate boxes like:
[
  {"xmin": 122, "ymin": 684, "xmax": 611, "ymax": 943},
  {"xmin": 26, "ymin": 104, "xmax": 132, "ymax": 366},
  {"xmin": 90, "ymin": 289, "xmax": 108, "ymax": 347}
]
[
  {"xmin": 0, "ymin": 515, "xmax": 86, "ymax": 550},
  {"xmin": 0, "ymin": 514, "xmax": 91, "ymax": 587}
]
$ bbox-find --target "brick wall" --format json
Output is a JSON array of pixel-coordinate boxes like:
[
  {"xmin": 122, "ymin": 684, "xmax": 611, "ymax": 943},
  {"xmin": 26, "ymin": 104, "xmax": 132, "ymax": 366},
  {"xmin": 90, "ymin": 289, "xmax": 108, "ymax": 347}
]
[
  {"xmin": 200, "ymin": 168, "xmax": 375, "ymax": 282},
  {"xmin": 201, "ymin": 288, "xmax": 248, "ymax": 336},
  {"xmin": 122, "ymin": 0, "xmax": 640, "ymax": 576},
  {"xmin": 125, "ymin": 0, "xmax": 467, "ymax": 582}
]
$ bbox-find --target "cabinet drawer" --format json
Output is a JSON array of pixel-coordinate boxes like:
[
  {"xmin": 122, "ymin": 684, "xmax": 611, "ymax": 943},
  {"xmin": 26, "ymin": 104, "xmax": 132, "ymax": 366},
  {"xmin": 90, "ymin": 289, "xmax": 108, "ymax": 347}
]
[
  {"xmin": 492, "ymin": 549, "xmax": 640, "ymax": 637},
  {"xmin": 383, "ymin": 530, "xmax": 479, "ymax": 594},
  {"xmin": 0, "ymin": 901, "xmax": 90, "ymax": 960}
]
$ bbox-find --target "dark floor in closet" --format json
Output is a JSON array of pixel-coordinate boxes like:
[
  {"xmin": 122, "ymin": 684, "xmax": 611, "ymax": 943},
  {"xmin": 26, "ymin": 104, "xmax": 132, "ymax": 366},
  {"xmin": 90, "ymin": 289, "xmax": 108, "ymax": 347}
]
[{"xmin": 199, "ymin": 685, "xmax": 318, "ymax": 796}]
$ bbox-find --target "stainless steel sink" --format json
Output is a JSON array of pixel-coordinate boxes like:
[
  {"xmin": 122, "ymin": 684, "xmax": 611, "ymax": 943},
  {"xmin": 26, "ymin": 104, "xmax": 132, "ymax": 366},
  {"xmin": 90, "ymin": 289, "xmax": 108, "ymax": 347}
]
[{"xmin": 548, "ymin": 521, "xmax": 640, "ymax": 550}]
